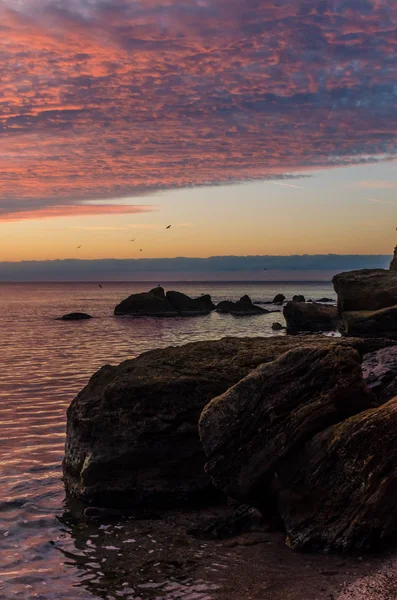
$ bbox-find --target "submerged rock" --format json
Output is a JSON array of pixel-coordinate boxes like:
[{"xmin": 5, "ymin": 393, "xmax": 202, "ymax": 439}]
[
  {"xmin": 317, "ymin": 297, "xmax": 334, "ymax": 303},
  {"xmin": 333, "ymin": 269, "xmax": 397, "ymax": 312},
  {"xmin": 283, "ymin": 301, "xmax": 339, "ymax": 332},
  {"xmin": 63, "ymin": 336, "xmax": 387, "ymax": 509},
  {"xmin": 57, "ymin": 312, "xmax": 93, "ymax": 321},
  {"xmin": 199, "ymin": 345, "xmax": 376, "ymax": 507},
  {"xmin": 272, "ymin": 322, "xmax": 284, "ymax": 331},
  {"xmin": 274, "ymin": 397, "xmax": 397, "ymax": 552}
]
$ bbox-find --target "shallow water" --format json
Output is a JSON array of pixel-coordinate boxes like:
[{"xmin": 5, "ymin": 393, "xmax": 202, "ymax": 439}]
[{"xmin": 0, "ymin": 281, "xmax": 335, "ymax": 599}]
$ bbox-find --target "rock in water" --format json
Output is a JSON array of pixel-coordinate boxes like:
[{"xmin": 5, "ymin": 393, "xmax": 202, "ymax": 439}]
[
  {"xmin": 272, "ymin": 294, "xmax": 285, "ymax": 305},
  {"xmin": 199, "ymin": 345, "xmax": 375, "ymax": 508},
  {"xmin": 57, "ymin": 312, "xmax": 93, "ymax": 321},
  {"xmin": 165, "ymin": 291, "xmax": 215, "ymax": 316},
  {"xmin": 390, "ymin": 245, "xmax": 397, "ymax": 271},
  {"xmin": 292, "ymin": 295, "xmax": 305, "ymax": 303},
  {"xmin": 283, "ymin": 301, "xmax": 339, "ymax": 332},
  {"xmin": 272, "ymin": 322, "xmax": 284, "ymax": 331},
  {"xmin": 114, "ymin": 287, "xmax": 178, "ymax": 316},
  {"xmin": 333, "ymin": 269, "xmax": 397, "ymax": 312},
  {"xmin": 63, "ymin": 336, "xmax": 386, "ymax": 509},
  {"xmin": 216, "ymin": 298, "xmax": 268, "ymax": 315},
  {"xmin": 274, "ymin": 397, "xmax": 397, "ymax": 552},
  {"xmin": 342, "ymin": 306, "xmax": 397, "ymax": 338}
]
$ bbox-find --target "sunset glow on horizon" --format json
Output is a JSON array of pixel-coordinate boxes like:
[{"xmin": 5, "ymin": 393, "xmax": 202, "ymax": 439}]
[{"xmin": 0, "ymin": 0, "xmax": 396, "ymax": 261}]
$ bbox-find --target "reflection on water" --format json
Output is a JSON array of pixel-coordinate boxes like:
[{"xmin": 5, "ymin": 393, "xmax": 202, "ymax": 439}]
[{"xmin": 0, "ymin": 281, "xmax": 335, "ymax": 599}]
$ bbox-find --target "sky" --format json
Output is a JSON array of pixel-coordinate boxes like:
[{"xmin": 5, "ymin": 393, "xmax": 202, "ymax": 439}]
[{"xmin": 0, "ymin": 0, "xmax": 396, "ymax": 270}]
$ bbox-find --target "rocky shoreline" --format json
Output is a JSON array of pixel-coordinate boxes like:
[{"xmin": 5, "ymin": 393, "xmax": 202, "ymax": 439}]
[{"xmin": 62, "ymin": 253, "xmax": 397, "ymax": 597}]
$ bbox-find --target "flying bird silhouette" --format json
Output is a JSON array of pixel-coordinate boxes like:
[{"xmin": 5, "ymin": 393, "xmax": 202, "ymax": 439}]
[
  {"xmin": 130, "ymin": 238, "xmax": 136, "ymax": 242},
  {"xmin": 76, "ymin": 245, "xmax": 82, "ymax": 249},
  {"xmin": 166, "ymin": 225, "xmax": 171, "ymax": 229},
  {"xmin": 140, "ymin": 249, "xmax": 143, "ymax": 252},
  {"xmin": 98, "ymin": 284, "xmax": 103, "ymax": 289}
]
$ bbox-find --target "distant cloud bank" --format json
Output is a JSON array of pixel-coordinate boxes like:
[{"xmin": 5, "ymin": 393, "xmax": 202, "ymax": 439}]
[{"xmin": 0, "ymin": 255, "xmax": 391, "ymax": 282}]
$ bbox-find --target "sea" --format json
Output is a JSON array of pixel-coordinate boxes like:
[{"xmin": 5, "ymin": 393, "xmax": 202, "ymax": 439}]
[{"xmin": 0, "ymin": 281, "xmax": 336, "ymax": 600}]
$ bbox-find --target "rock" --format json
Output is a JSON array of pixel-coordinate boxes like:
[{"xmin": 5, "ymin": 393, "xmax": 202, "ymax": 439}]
[
  {"xmin": 57, "ymin": 312, "xmax": 93, "ymax": 321},
  {"xmin": 389, "ymin": 245, "xmax": 397, "ymax": 271},
  {"xmin": 216, "ymin": 299, "xmax": 268, "ymax": 315},
  {"xmin": 317, "ymin": 297, "xmax": 334, "ymax": 303},
  {"xmin": 165, "ymin": 291, "xmax": 215, "ymax": 316},
  {"xmin": 114, "ymin": 287, "xmax": 178, "ymax": 316},
  {"xmin": 333, "ymin": 269, "xmax": 397, "ymax": 312},
  {"xmin": 272, "ymin": 294, "xmax": 285, "ymax": 305},
  {"xmin": 239, "ymin": 295, "xmax": 252, "ymax": 304},
  {"xmin": 63, "ymin": 335, "xmax": 388, "ymax": 509},
  {"xmin": 342, "ymin": 306, "xmax": 397, "ymax": 338},
  {"xmin": 283, "ymin": 301, "xmax": 339, "ymax": 332},
  {"xmin": 272, "ymin": 322, "xmax": 284, "ymax": 331},
  {"xmin": 189, "ymin": 504, "xmax": 264, "ymax": 540},
  {"xmin": 292, "ymin": 295, "xmax": 305, "ymax": 303},
  {"xmin": 362, "ymin": 345, "xmax": 397, "ymax": 403},
  {"xmin": 199, "ymin": 345, "xmax": 376, "ymax": 507},
  {"xmin": 274, "ymin": 397, "xmax": 397, "ymax": 552}
]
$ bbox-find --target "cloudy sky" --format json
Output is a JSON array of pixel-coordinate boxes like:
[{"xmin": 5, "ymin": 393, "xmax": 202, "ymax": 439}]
[{"xmin": 0, "ymin": 0, "xmax": 396, "ymax": 264}]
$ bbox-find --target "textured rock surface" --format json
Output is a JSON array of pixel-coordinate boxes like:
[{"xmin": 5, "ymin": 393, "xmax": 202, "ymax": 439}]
[
  {"xmin": 362, "ymin": 345, "xmax": 397, "ymax": 403},
  {"xmin": 283, "ymin": 301, "xmax": 339, "ymax": 332},
  {"xmin": 274, "ymin": 397, "xmax": 397, "ymax": 552},
  {"xmin": 292, "ymin": 295, "xmax": 305, "ymax": 303},
  {"xmin": 342, "ymin": 306, "xmax": 397, "ymax": 338},
  {"xmin": 333, "ymin": 269, "xmax": 397, "ymax": 312},
  {"xmin": 57, "ymin": 312, "xmax": 93, "ymax": 321},
  {"xmin": 63, "ymin": 335, "xmax": 389, "ymax": 509},
  {"xmin": 390, "ymin": 246, "xmax": 397, "ymax": 271},
  {"xmin": 199, "ymin": 345, "xmax": 376, "ymax": 506}
]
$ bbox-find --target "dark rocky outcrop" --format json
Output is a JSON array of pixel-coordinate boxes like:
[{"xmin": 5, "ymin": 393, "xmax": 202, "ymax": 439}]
[
  {"xmin": 292, "ymin": 295, "xmax": 305, "ymax": 303},
  {"xmin": 283, "ymin": 301, "xmax": 339, "ymax": 332},
  {"xmin": 216, "ymin": 297, "xmax": 269, "ymax": 315},
  {"xmin": 199, "ymin": 345, "xmax": 376, "ymax": 507},
  {"xmin": 390, "ymin": 245, "xmax": 397, "ymax": 271},
  {"xmin": 362, "ymin": 345, "xmax": 397, "ymax": 404},
  {"xmin": 114, "ymin": 287, "xmax": 215, "ymax": 317},
  {"xmin": 271, "ymin": 322, "xmax": 284, "ymax": 331},
  {"xmin": 333, "ymin": 269, "xmax": 397, "ymax": 313},
  {"xmin": 274, "ymin": 397, "xmax": 397, "ymax": 552},
  {"xmin": 57, "ymin": 312, "xmax": 93, "ymax": 321},
  {"xmin": 165, "ymin": 291, "xmax": 215, "ymax": 316},
  {"xmin": 317, "ymin": 297, "xmax": 334, "ymax": 303},
  {"xmin": 272, "ymin": 294, "xmax": 285, "ymax": 305},
  {"xmin": 114, "ymin": 287, "xmax": 178, "ymax": 316},
  {"xmin": 342, "ymin": 306, "xmax": 397, "ymax": 338},
  {"xmin": 63, "ymin": 336, "xmax": 388, "ymax": 510}
]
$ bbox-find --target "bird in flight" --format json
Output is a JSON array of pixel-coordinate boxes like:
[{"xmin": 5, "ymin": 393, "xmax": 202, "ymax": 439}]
[
  {"xmin": 76, "ymin": 245, "xmax": 82, "ymax": 249},
  {"xmin": 98, "ymin": 284, "xmax": 103, "ymax": 289},
  {"xmin": 140, "ymin": 249, "xmax": 143, "ymax": 252},
  {"xmin": 166, "ymin": 225, "xmax": 171, "ymax": 229},
  {"xmin": 130, "ymin": 238, "xmax": 135, "ymax": 242}
]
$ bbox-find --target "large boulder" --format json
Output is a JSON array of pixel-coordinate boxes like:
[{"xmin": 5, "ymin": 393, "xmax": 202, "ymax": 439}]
[
  {"xmin": 165, "ymin": 291, "xmax": 215, "ymax": 316},
  {"xmin": 199, "ymin": 345, "xmax": 376, "ymax": 507},
  {"xmin": 283, "ymin": 301, "xmax": 339, "ymax": 332},
  {"xmin": 216, "ymin": 296, "xmax": 269, "ymax": 315},
  {"xmin": 63, "ymin": 336, "xmax": 387, "ymax": 509},
  {"xmin": 333, "ymin": 269, "xmax": 397, "ymax": 312},
  {"xmin": 292, "ymin": 295, "xmax": 305, "ymax": 303},
  {"xmin": 342, "ymin": 306, "xmax": 397, "ymax": 338},
  {"xmin": 114, "ymin": 287, "xmax": 178, "ymax": 316},
  {"xmin": 274, "ymin": 397, "xmax": 397, "ymax": 552},
  {"xmin": 390, "ymin": 245, "xmax": 397, "ymax": 271}
]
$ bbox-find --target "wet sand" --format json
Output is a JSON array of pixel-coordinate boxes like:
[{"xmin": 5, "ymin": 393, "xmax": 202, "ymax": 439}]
[{"xmin": 57, "ymin": 504, "xmax": 396, "ymax": 600}]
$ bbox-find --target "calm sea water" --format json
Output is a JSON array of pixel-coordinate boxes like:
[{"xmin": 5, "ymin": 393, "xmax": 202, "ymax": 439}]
[{"xmin": 0, "ymin": 281, "xmax": 335, "ymax": 600}]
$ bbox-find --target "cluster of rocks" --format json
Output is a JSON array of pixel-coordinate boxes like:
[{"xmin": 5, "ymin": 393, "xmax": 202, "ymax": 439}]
[
  {"xmin": 63, "ymin": 334, "xmax": 397, "ymax": 553},
  {"xmin": 114, "ymin": 287, "xmax": 277, "ymax": 317}
]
